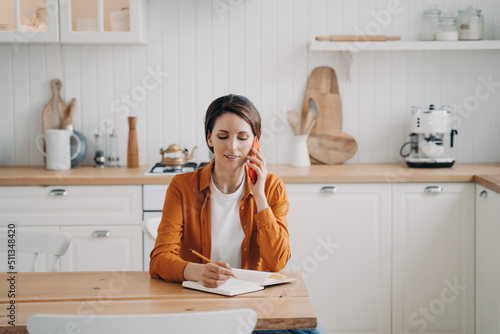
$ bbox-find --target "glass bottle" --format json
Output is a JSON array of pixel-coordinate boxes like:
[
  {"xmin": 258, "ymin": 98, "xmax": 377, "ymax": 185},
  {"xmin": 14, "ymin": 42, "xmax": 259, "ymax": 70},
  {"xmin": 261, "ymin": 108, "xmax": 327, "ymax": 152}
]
[
  {"xmin": 93, "ymin": 133, "xmax": 106, "ymax": 168},
  {"xmin": 436, "ymin": 14, "xmax": 458, "ymax": 41},
  {"xmin": 457, "ymin": 6, "xmax": 484, "ymax": 40},
  {"xmin": 421, "ymin": 6, "xmax": 441, "ymax": 41},
  {"xmin": 107, "ymin": 131, "xmax": 119, "ymax": 168}
]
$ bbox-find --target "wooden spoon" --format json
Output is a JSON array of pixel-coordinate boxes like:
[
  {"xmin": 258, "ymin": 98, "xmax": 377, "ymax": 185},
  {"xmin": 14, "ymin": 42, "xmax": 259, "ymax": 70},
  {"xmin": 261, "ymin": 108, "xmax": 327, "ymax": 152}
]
[
  {"xmin": 61, "ymin": 98, "xmax": 77, "ymax": 129},
  {"xmin": 286, "ymin": 110, "xmax": 301, "ymax": 135}
]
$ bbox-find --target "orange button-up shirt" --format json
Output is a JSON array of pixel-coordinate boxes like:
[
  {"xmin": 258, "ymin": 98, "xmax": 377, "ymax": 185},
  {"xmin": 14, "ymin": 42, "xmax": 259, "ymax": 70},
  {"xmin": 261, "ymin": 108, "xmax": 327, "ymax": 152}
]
[{"xmin": 149, "ymin": 161, "xmax": 291, "ymax": 282}]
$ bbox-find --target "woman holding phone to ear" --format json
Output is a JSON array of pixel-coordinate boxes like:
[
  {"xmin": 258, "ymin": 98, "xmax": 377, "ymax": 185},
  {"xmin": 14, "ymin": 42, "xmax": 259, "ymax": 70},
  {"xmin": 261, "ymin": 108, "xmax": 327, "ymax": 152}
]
[{"xmin": 150, "ymin": 94, "xmax": 325, "ymax": 334}]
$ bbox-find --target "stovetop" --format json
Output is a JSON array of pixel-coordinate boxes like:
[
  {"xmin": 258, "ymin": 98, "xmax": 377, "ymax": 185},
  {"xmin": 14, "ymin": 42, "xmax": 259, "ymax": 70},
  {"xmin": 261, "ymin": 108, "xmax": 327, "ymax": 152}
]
[{"xmin": 145, "ymin": 162, "xmax": 210, "ymax": 175}]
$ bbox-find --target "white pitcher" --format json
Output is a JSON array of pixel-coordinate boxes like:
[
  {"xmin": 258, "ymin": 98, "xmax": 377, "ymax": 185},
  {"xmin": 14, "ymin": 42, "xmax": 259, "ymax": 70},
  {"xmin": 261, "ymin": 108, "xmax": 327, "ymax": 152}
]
[
  {"xmin": 290, "ymin": 135, "xmax": 311, "ymax": 167},
  {"xmin": 36, "ymin": 129, "xmax": 81, "ymax": 170}
]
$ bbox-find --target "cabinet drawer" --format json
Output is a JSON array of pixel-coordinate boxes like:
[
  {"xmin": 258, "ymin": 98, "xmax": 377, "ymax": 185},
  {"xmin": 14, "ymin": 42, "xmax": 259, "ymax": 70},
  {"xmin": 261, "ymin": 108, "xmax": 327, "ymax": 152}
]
[
  {"xmin": 143, "ymin": 185, "xmax": 169, "ymax": 211},
  {"xmin": 0, "ymin": 186, "xmax": 142, "ymax": 226},
  {"xmin": 60, "ymin": 225, "xmax": 142, "ymax": 271}
]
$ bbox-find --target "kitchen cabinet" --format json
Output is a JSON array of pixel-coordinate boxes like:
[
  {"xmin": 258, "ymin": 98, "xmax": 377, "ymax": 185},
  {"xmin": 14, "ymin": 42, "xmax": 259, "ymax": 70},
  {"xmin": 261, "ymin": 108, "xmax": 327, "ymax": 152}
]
[
  {"xmin": 392, "ymin": 183, "xmax": 474, "ymax": 334},
  {"xmin": 0, "ymin": 0, "xmax": 146, "ymax": 44},
  {"xmin": 0, "ymin": 185, "xmax": 143, "ymax": 271},
  {"xmin": 475, "ymin": 185, "xmax": 500, "ymax": 334},
  {"xmin": 0, "ymin": 0, "xmax": 60, "ymax": 43},
  {"xmin": 60, "ymin": 225, "xmax": 142, "ymax": 271},
  {"xmin": 284, "ymin": 183, "xmax": 392, "ymax": 334},
  {"xmin": 59, "ymin": 0, "xmax": 147, "ymax": 44}
]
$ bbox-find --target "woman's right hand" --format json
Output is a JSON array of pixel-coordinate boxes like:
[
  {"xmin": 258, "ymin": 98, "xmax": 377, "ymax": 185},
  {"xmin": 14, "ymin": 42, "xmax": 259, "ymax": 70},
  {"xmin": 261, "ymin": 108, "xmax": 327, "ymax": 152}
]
[{"xmin": 183, "ymin": 262, "xmax": 234, "ymax": 288}]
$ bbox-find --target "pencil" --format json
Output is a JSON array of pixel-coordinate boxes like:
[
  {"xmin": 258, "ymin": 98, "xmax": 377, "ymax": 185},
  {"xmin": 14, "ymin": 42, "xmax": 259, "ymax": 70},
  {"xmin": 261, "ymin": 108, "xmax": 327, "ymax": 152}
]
[{"xmin": 188, "ymin": 248, "xmax": 236, "ymax": 278}]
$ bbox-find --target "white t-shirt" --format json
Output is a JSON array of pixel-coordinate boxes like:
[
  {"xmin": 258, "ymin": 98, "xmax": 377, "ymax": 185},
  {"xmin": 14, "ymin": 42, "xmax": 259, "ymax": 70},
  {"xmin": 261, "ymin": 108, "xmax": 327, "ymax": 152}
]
[{"xmin": 210, "ymin": 174, "xmax": 246, "ymax": 268}]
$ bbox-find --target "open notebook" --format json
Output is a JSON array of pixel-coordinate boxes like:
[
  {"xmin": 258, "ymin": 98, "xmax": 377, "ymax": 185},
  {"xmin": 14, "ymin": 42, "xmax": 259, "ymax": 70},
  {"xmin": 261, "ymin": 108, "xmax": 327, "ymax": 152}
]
[{"xmin": 182, "ymin": 269, "xmax": 296, "ymax": 296}]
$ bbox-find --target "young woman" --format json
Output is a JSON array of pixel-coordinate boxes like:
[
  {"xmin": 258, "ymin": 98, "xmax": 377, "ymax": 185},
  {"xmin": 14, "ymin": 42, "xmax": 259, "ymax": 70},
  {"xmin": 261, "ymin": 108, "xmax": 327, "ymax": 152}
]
[{"xmin": 150, "ymin": 94, "xmax": 324, "ymax": 334}]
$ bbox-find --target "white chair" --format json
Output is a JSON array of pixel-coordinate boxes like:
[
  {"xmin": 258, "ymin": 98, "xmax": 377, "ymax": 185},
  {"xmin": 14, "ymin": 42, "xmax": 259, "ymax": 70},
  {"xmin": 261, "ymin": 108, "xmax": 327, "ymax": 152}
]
[
  {"xmin": 141, "ymin": 216, "xmax": 161, "ymax": 240},
  {"xmin": 0, "ymin": 229, "xmax": 71, "ymax": 272},
  {"xmin": 26, "ymin": 309, "xmax": 258, "ymax": 334}
]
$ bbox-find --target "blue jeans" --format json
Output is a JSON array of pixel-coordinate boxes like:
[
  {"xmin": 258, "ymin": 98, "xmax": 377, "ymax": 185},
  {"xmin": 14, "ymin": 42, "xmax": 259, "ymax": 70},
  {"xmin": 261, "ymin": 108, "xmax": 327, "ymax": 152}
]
[{"xmin": 253, "ymin": 323, "xmax": 326, "ymax": 334}]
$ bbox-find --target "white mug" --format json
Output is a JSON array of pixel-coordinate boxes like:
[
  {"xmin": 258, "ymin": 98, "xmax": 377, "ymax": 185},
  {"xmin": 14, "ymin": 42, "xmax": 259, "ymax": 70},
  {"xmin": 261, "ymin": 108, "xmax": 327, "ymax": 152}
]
[
  {"xmin": 36, "ymin": 129, "xmax": 81, "ymax": 170},
  {"xmin": 290, "ymin": 135, "xmax": 311, "ymax": 167}
]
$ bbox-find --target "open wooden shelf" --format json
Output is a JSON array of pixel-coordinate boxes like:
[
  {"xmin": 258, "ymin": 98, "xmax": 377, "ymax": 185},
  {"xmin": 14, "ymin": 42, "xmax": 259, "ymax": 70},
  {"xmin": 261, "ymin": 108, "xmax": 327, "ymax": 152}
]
[{"xmin": 310, "ymin": 40, "xmax": 500, "ymax": 52}]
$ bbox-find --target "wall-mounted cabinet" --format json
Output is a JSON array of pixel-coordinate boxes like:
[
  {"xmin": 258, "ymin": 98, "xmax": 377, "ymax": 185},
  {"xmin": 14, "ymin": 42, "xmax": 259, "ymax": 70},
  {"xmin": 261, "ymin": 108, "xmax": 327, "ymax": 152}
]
[
  {"xmin": 0, "ymin": 0, "xmax": 59, "ymax": 43},
  {"xmin": 0, "ymin": 0, "xmax": 146, "ymax": 44},
  {"xmin": 60, "ymin": 0, "xmax": 147, "ymax": 44}
]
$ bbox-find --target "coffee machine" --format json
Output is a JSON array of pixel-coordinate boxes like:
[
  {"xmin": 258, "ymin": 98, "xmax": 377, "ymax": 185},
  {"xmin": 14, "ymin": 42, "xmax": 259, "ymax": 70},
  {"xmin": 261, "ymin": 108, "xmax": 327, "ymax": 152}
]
[{"xmin": 400, "ymin": 105, "xmax": 458, "ymax": 168}]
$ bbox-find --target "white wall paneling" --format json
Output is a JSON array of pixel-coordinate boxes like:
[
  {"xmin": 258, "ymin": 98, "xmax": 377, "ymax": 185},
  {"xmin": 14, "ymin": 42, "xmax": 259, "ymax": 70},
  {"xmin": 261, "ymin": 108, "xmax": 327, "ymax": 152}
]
[
  {"xmin": 0, "ymin": 45, "xmax": 14, "ymax": 165},
  {"xmin": 1, "ymin": 0, "xmax": 499, "ymax": 167}
]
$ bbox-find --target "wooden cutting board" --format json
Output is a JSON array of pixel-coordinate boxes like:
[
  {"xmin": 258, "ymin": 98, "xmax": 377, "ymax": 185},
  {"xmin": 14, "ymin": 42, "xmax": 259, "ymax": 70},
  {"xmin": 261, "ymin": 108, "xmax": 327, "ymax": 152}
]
[
  {"xmin": 301, "ymin": 66, "xmax": 357, "ymax": 164},
  {"xmin": 42, "ymin": 79, "xmax": 68, "ymax": 134}
]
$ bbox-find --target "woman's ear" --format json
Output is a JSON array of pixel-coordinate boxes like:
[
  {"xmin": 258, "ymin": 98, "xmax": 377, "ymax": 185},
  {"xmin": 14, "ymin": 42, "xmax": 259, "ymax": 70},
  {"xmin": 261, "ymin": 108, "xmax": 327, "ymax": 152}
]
[{"xmin": 207, "ymin": 132, "xmax": 213, "ymax": 148}]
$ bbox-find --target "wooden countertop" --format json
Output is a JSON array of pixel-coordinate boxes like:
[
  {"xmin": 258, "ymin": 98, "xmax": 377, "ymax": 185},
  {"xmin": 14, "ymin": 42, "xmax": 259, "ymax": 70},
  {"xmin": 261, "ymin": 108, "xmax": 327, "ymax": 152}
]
[
  {"xmin": 0, "ymin": 163, "xmax": 500, "ymax": 187},
  {"xmin": 474, "ymin": 174, "xmax": 500, "ymax": 194}
]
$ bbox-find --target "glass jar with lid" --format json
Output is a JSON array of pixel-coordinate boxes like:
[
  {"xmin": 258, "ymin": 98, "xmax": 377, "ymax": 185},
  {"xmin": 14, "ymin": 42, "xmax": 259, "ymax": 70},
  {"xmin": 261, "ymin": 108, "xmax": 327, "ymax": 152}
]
[
  {"xmin": 421, "ymin": 5, "xmax": 441, "ymax": 41},
  {"xmin": 436, "ymin": 14, "xmax": 458, "ymax": 41},
  {"xmin": 457, "ymin": 6, "xmax": 484, "ymax": 40}
]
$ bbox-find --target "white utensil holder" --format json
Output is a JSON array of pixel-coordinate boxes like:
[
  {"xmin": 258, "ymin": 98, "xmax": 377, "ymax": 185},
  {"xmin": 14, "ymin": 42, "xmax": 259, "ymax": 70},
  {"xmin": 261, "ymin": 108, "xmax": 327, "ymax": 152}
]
[{"xmin": 290, "ymin": 135, "xmax": 311, "ymax": 167}]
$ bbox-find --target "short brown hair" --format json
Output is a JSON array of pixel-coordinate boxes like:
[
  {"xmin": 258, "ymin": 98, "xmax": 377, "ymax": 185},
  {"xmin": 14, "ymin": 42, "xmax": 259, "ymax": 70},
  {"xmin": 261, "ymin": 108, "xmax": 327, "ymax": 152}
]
[{"xmin": 204, "ymin": 94, "xmax": 262, "ymax": 153}]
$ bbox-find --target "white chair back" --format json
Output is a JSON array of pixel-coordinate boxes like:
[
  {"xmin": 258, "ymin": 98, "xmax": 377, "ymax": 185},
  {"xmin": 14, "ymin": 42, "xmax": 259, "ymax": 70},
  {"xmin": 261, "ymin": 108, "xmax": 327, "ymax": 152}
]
[
  {"xmin": 0, "ymin": 229, "xmax": 71, "ymax": 272},
  {"xmin": 27, "ymin": 309, "xmax": 258, "ymax": 334},
  {"xmin": 141, "ymin": 217, "xmax": 161, "ymax": 240}
]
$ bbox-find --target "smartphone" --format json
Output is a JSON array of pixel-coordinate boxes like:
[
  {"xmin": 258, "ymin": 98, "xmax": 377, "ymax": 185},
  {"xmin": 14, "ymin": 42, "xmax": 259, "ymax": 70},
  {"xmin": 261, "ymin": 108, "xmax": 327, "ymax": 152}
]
[{"xmin": 248, "ymin": 136, "xmax": 260, "ymax": 185}]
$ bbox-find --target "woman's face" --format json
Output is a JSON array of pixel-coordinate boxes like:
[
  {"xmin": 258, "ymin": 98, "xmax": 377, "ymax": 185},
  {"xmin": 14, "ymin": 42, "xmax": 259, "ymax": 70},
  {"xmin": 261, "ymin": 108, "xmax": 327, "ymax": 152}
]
[{"xmin": 207, "ymin": 113, "xmax": 254, "ymax": 170}]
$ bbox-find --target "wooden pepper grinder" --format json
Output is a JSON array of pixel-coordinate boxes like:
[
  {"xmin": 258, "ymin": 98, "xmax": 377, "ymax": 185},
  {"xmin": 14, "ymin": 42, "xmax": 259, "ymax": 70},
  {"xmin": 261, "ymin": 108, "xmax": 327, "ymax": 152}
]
[{"xmin": 127, "ymin": 116, "xmax": 139, "ymax": 168}]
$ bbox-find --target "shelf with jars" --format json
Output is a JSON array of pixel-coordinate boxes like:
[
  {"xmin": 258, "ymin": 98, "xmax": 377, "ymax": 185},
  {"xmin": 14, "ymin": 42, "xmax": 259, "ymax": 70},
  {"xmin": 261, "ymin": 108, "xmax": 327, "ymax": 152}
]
[
  {"xmin": 0, "ymin": 0, "xmax": 146, "ymax": 44},
  {"xmin": 0, "ymin": 0, "xmax": 59, "ymax": 43},
  {"xmin": 310, "ymin": 5, "xmax": 498, "ymax": 53}
]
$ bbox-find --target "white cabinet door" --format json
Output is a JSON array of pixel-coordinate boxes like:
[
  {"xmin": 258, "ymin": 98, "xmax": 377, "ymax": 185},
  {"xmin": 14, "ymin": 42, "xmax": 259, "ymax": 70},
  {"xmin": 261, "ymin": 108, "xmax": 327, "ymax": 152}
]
[
  {"xmin": 60, "ymin": 225, "xmax": 142, "ymax": 271},
  {"xmin": 0, "ymin": 185, "xmax": 142, "ymax": 226},
  {"xmin": 392, "ymin": 183, "xmax": 474, "ymax": 334},
  {"xmin": 284, "ymin": 183, "xmax": 392, "ymax": 334},
  {"xmin": 476, "ymin": 185, "xmax": 500, "ymax": 334},
  {"xmin": 0, "ymin": 0, "xmax": 59, "ymax": 43},
  {"xmin": 59, "ymin": 0, "xmax": 146, "ymax": 44}
]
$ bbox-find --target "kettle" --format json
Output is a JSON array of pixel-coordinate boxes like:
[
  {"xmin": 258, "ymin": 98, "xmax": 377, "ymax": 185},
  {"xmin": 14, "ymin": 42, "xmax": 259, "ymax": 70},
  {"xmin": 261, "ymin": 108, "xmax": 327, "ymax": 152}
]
[{"xmin": 160, "ymin": 145, "xmax": 197, "ymax": 167}]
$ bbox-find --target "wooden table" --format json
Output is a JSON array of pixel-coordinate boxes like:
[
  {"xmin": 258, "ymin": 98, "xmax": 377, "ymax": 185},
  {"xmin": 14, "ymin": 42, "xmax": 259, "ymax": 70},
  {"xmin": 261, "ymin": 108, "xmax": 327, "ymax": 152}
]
[{"xmin": 0, "ymin": 271, "xmax": 317, "ymax": 332}]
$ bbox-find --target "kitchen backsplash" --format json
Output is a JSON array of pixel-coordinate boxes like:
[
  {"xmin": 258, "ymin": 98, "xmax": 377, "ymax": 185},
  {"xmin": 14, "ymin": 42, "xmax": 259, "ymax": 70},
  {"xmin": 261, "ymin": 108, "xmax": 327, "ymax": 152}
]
[{"xmin": 1, "ymin": 0, "xmax": 500, "ymax": 167}]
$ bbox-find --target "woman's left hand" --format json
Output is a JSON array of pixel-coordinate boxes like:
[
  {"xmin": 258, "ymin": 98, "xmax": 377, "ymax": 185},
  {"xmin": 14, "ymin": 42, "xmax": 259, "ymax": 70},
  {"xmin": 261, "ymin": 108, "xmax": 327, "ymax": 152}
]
[{"xmin": 247, "ymin": 147, "xmax": 269, "ymax": 212}]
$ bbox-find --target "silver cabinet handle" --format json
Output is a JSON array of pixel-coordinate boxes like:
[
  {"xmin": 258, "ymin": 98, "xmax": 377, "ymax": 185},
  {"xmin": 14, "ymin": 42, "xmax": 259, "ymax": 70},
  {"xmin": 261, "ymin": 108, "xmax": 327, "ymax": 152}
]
[
  {"xmin": 92, "ymin": 230, "xmax": 111, "ymax": 238},
  {"xmin": 425, "ymin": 186, "xmax": 443, "ymax": 193},
  {"xmin": 49, "ymin": 189, "xmax": 68, "ymax": 196},
  {"xmin": 479, "ymin": 190, "xmax": 488, "ymax": 198},
  {"xmin": 320, "ymin": 186, "xmax": 338, "ymax": 194}
]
